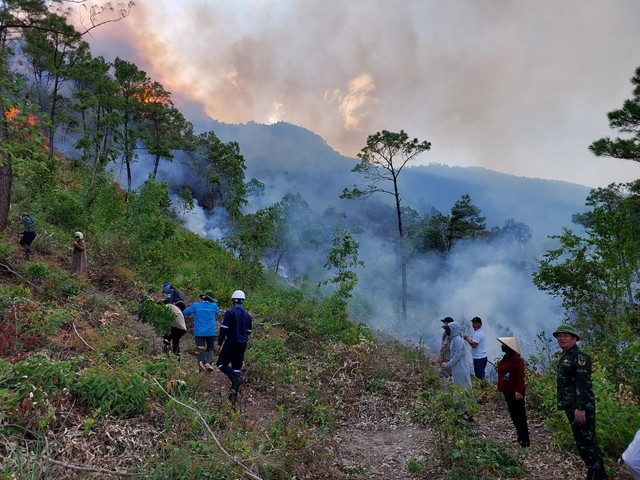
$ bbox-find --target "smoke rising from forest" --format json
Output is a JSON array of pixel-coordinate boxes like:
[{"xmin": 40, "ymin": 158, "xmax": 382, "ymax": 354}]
[
  {"xmin": 108, "ymin": 136, "xmax": 570, "ymax": 364},
  {"xmin": 86, "ymin": 0, "xmax": 640, "ymax": 187}
]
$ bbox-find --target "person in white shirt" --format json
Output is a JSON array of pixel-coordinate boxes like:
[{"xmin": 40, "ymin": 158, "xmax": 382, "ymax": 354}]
[{"xmin": 464, "ymin": 316, "xmax": 488, "ymax": 402}]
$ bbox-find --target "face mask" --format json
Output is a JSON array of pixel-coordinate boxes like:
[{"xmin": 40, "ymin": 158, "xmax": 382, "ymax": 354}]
[{"xmin": 501, "ymin": 345, "xmax": 510, "ymax": 353}]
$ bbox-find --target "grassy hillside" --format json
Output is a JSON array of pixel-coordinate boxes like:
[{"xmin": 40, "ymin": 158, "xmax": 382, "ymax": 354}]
[{"xmin": 0, "ymin": 154, "xmax": 636, "ymax": 480}]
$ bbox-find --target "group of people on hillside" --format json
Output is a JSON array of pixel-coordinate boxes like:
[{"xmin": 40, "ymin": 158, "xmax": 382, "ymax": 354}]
[
  {"xmin": 160, "ymin": 284, "xmax": 252, "ymax": 403},
  {"xmin": 437, "ymin": 316, "xmax": 618, "ymax": 480},
  {"xmin": 18, "ymin": 213, "xmax": 87, "ymax": 275}
]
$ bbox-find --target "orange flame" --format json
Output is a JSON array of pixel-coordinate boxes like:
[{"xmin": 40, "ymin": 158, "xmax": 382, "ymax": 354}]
[{"xmin": 5, "ymin": 107, "xmax": 37, "ymax": 127}]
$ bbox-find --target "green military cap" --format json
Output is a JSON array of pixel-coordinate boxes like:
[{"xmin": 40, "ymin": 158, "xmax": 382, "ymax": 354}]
[
  {"xmin": 552, "ymin": 324, "xmax": 580, "ymax": 340},
  {"xmin": 199, "ymin": 291, "xmax": 217, "ymax": 302}
]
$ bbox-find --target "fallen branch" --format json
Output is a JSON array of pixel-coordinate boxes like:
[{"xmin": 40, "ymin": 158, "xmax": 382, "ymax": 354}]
[
  {"xmin": 44, "ymin": 457, "xmax": 140, "ymax": 477},
  {"xmin": 0, "ymin": 262, "xmax": 39, "ymax": 290},
  {"xmin": 72, "ymin": 322, "xmax": 114, "ymax": 370},
  {"xmin": 148, "ymin": 376, "xmax": 264, "ymax": 480}
]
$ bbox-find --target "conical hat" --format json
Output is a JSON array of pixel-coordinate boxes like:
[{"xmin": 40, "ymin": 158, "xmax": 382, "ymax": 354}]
[{"xmin": 497, "ymin": 337, "xmax": 521, "ymax": 355}]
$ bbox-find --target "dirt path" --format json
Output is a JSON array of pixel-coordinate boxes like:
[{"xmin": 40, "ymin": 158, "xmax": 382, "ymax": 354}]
[{"xmin": 328, "ymin": 390, "xmax": 633, "ymax": 480}]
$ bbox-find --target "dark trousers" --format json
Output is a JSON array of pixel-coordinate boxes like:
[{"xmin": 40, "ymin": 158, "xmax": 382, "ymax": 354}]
[
  {"xmin": 503, "ymin": 392, "xmax": 530, "ymax": 446},
  {"xmin": 20, "ymin": 231, "xmax": 36, "ymax": 253},
  {"xmin": 473, "ymin": 357, "xmax": 488, "ymax": 379},
  {"xmin": 163, "ymin": 327, "xmax": 186, "ymax": 355},
  {"xmin": 565, "ymin": 410, "xmax": 608, "ymax": 480},
  {"xmin": 216, "ymin": 341, "xmax": 247, "ymax": 381}
]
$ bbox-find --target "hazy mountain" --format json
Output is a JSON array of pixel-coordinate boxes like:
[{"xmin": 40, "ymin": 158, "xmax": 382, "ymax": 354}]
[{"xmin": 204, "ymin": 119, "xmax": 591, "ymax": 240}]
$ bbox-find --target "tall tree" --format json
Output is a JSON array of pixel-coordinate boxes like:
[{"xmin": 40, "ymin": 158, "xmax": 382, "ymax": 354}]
[
  {"xmin": 589, "ymin": 66, "xmax": 640, "ymax": 163},
  {"xmin": 136, "ymin": 80, "xmax": 191, "ymax": 179},
  {"xmin": 446, "ymin": 194, "xmax": 486, "ymax": 251},
  {"xmin": 71, "ymin": 55, "xmax": 122, "ymax": 179},
  {"xmin": 23, "ymin": 12, "xmax": 90, "ymax": 159},
  {"xmin": 321, "ymin": 227, "xmax": 364, "ymax": 300},
  {"xmin": 0, "ymin": 0, "xmax": 132, "ymax": 231},
  {"xmin": 113, "ymin": 57, "xmax": 147, "ymax": 191},
  {"xmin": 534, "ymin": 182, "xmax": 640, "ymax": 336},
  {"xmin": 341, "ymin": 129, "xmax": 431, "ymax": 320},
  {"xmin": 194, "ymin": 131, "xmax": 247, "ymax": 218}
]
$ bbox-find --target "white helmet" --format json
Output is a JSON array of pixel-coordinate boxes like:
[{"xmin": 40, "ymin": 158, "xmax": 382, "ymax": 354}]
[{"xmin": 231, "ymin": 290, "xmax": 246, "ymax": 300}]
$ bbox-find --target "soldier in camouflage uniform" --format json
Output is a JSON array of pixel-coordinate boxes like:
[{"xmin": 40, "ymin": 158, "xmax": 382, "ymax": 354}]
[{"xmin": 553, "ymin": 324, "xmax": 608, "ymax": 480}]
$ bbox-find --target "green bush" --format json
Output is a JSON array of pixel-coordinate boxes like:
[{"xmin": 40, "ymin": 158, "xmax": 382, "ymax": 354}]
[
  {"xmin": 0, "ymin": 354, "xmax": 81, "ymax": 413},
  {"xmin": 246, "ymin": 336, "xmax": 294, "ymax": 389},
  {"xmin": 42, "ymin": 189, "xmax": 88, "ymax": 231},
  {"xmin": 137, "ymin": 297, "xmax": 175, "ymax": 336},
  {"xmin": 527, "ymin": 362, "xmax": 640, "ymax": 457},
  {"xmin": 411, "ymin": 389, "xmax": 523, "ymax": 479},
  {"xmin": 22, "ymin": 262, "xmax": 86, "ymax": 298},
  {"xmin": 619, "ymin": 339, "xmax": 640, "ymax": 395},
  {"xmin": 73, "ymin": 365, "xmax": 149, "ymax": 417}
]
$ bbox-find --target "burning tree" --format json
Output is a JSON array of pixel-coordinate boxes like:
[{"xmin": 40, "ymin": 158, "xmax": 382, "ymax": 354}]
[
  {"xmin": 0, "ymin": 0, "xmax": 133, "ymax": 231},
  {"xmin": 341, "ymin": 129, "xmax": 431, "ymax": 321}
]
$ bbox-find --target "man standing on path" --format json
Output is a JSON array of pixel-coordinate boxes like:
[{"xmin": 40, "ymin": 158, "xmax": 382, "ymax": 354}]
[
  {"xmin": 183, "ymin": 292, "xmax": 220, "ymax": 372},
  {"xmin": 463, "ymin": 316, "xmax": 488, "ymax": 401},
  {"xmin": 554, "ymin": 324, "xmax": 608, "ymax": 480},
  {"xmin": 216, "ymin": 290, "xmax": 252, "ymax": 404}
]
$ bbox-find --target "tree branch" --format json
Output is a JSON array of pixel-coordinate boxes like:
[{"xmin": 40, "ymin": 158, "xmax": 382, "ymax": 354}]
[{"xmin": 148, "ymin": 376, "xmax": 264, "ymax": 480}]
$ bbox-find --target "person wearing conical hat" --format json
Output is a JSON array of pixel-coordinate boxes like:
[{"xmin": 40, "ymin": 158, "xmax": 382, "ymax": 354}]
[
  {"xmin": 497, "ymin": 336, "xmax": 530, "ymax": 447},
  {"xmin": 553, "ymin": 324, "xmax": 608, "ymax": 480}
]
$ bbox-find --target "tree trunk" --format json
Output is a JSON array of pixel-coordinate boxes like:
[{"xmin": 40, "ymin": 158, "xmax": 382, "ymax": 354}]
[
  {"xmin": 0, "ymin": 110, "xmax": 12, "ymax": 231},
  {"xmin": 393, "ymin": 177, "xmax": 407, "ymax": 321}
]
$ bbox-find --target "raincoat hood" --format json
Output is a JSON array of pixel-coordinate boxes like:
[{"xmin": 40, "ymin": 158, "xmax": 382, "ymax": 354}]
[{"xmin": 448, "ymin": 321, "xmax": 462, "ymax": 337}]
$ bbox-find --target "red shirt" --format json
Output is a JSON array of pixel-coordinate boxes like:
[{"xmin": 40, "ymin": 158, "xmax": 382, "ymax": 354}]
[{"xmin": 497, "ymin": 353, "xmax": 526, "ymax": 395}]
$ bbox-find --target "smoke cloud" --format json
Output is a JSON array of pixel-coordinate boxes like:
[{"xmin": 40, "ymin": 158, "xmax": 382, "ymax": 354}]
[{"xmin": 85, "ymin": 0, "xmax": 640, "ymax": 187}]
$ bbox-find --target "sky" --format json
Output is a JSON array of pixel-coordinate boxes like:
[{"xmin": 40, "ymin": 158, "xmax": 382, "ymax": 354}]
[{"xmin": 83, "ymin": 0, "xmax": 640, "ymax": 188}]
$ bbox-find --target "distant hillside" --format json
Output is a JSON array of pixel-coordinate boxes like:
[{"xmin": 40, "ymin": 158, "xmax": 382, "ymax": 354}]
[{"xmin": 203, "ymin": 120, "xmax": 591, "ymax": 240}]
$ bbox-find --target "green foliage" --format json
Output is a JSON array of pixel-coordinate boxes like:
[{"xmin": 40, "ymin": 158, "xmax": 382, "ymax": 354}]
[
  {"xmin": 294, "ymin": 387, "xmax": 337, "ymax": 433},
  {"xmin": 0, "ymin": 354, "xmax": 81, "ymax": 425},
  {"xmin": 137, "ymin": 297, "xmax": 175, "ymax": 336},
  {"xmin": 246, "ymin": 336, "xmax": 294, "ymax": 389},
  {"xmin": 589, "ymin": 65, "xmax": 640, "ymax": 162},
  {"xmin": 534, "ymin": 182, "xmax": 640, "ymax": 336},
  {"xmin": 22, "ymin": 261, "xmax": 86, "ymax": 298},
  {"xmin": 42, "ymin": 188, "xmax": 88, "ymax": 232},
  {"xmin": 619, "ymin": 338, "xmax": 640, "ymax": 394},
  {"xmin": 73, "ymin": 365, "xmax": 149, "ymax": 418},
  {"xmin": 312, "ymin": 293, "xmax": 370, "ymax": 345},
  {"xmin": 320, "ymin": 226, "xmax": 364, "ymax": 300}
]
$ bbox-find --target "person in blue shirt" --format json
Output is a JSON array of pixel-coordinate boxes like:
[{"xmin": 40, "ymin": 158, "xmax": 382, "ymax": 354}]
[
  {"xmin": 216, "ymin": 290, "xmax": 252, "ymax": 404},
  {"xmin": 183, "ymin": 292, "xmax": 219, "ymax": 372}
]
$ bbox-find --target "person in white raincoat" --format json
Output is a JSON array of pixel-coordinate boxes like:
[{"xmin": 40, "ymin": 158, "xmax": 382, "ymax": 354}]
[
  {"xmin": 441, "ymin": 321, "xmax": 475, "ymax": 420},
  {"xmin": 623, "ymin": 428, "xmax": 640, "ymax": 479}
]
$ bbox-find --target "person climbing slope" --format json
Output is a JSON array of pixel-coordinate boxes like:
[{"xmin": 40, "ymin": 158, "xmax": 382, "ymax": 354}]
[
  {"xmin": 183, "ymin": 292, "xmax": 220, "ymax": 372},
  {"xmin": 216, "ymin": 290, "xmax": 252, "ymax": 404}
]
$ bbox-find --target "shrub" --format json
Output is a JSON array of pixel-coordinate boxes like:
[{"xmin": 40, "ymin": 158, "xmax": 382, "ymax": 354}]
[
  {"xmin": 137, "ymin": 297, "xmax": 175, "ymax": 336},
  {"xmin": 42, "ymin": 189, "xmax": 88, "ymax": 231},
  {"xmin": 246, "ymin": 336, "xmax": 294, "ymax": 389},
  {"xmin": 73, "ymin": 365, "xmax": 149, "ymax": 418}
]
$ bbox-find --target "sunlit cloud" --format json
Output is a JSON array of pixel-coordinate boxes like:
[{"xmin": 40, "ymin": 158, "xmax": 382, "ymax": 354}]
[
  {"xmin": 327, "ymin": 73, "xmax": 378, "ymax": 131},
  {"xmin": 267, "ymin": 102, "xmax": 286, "ymax": 124}
]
